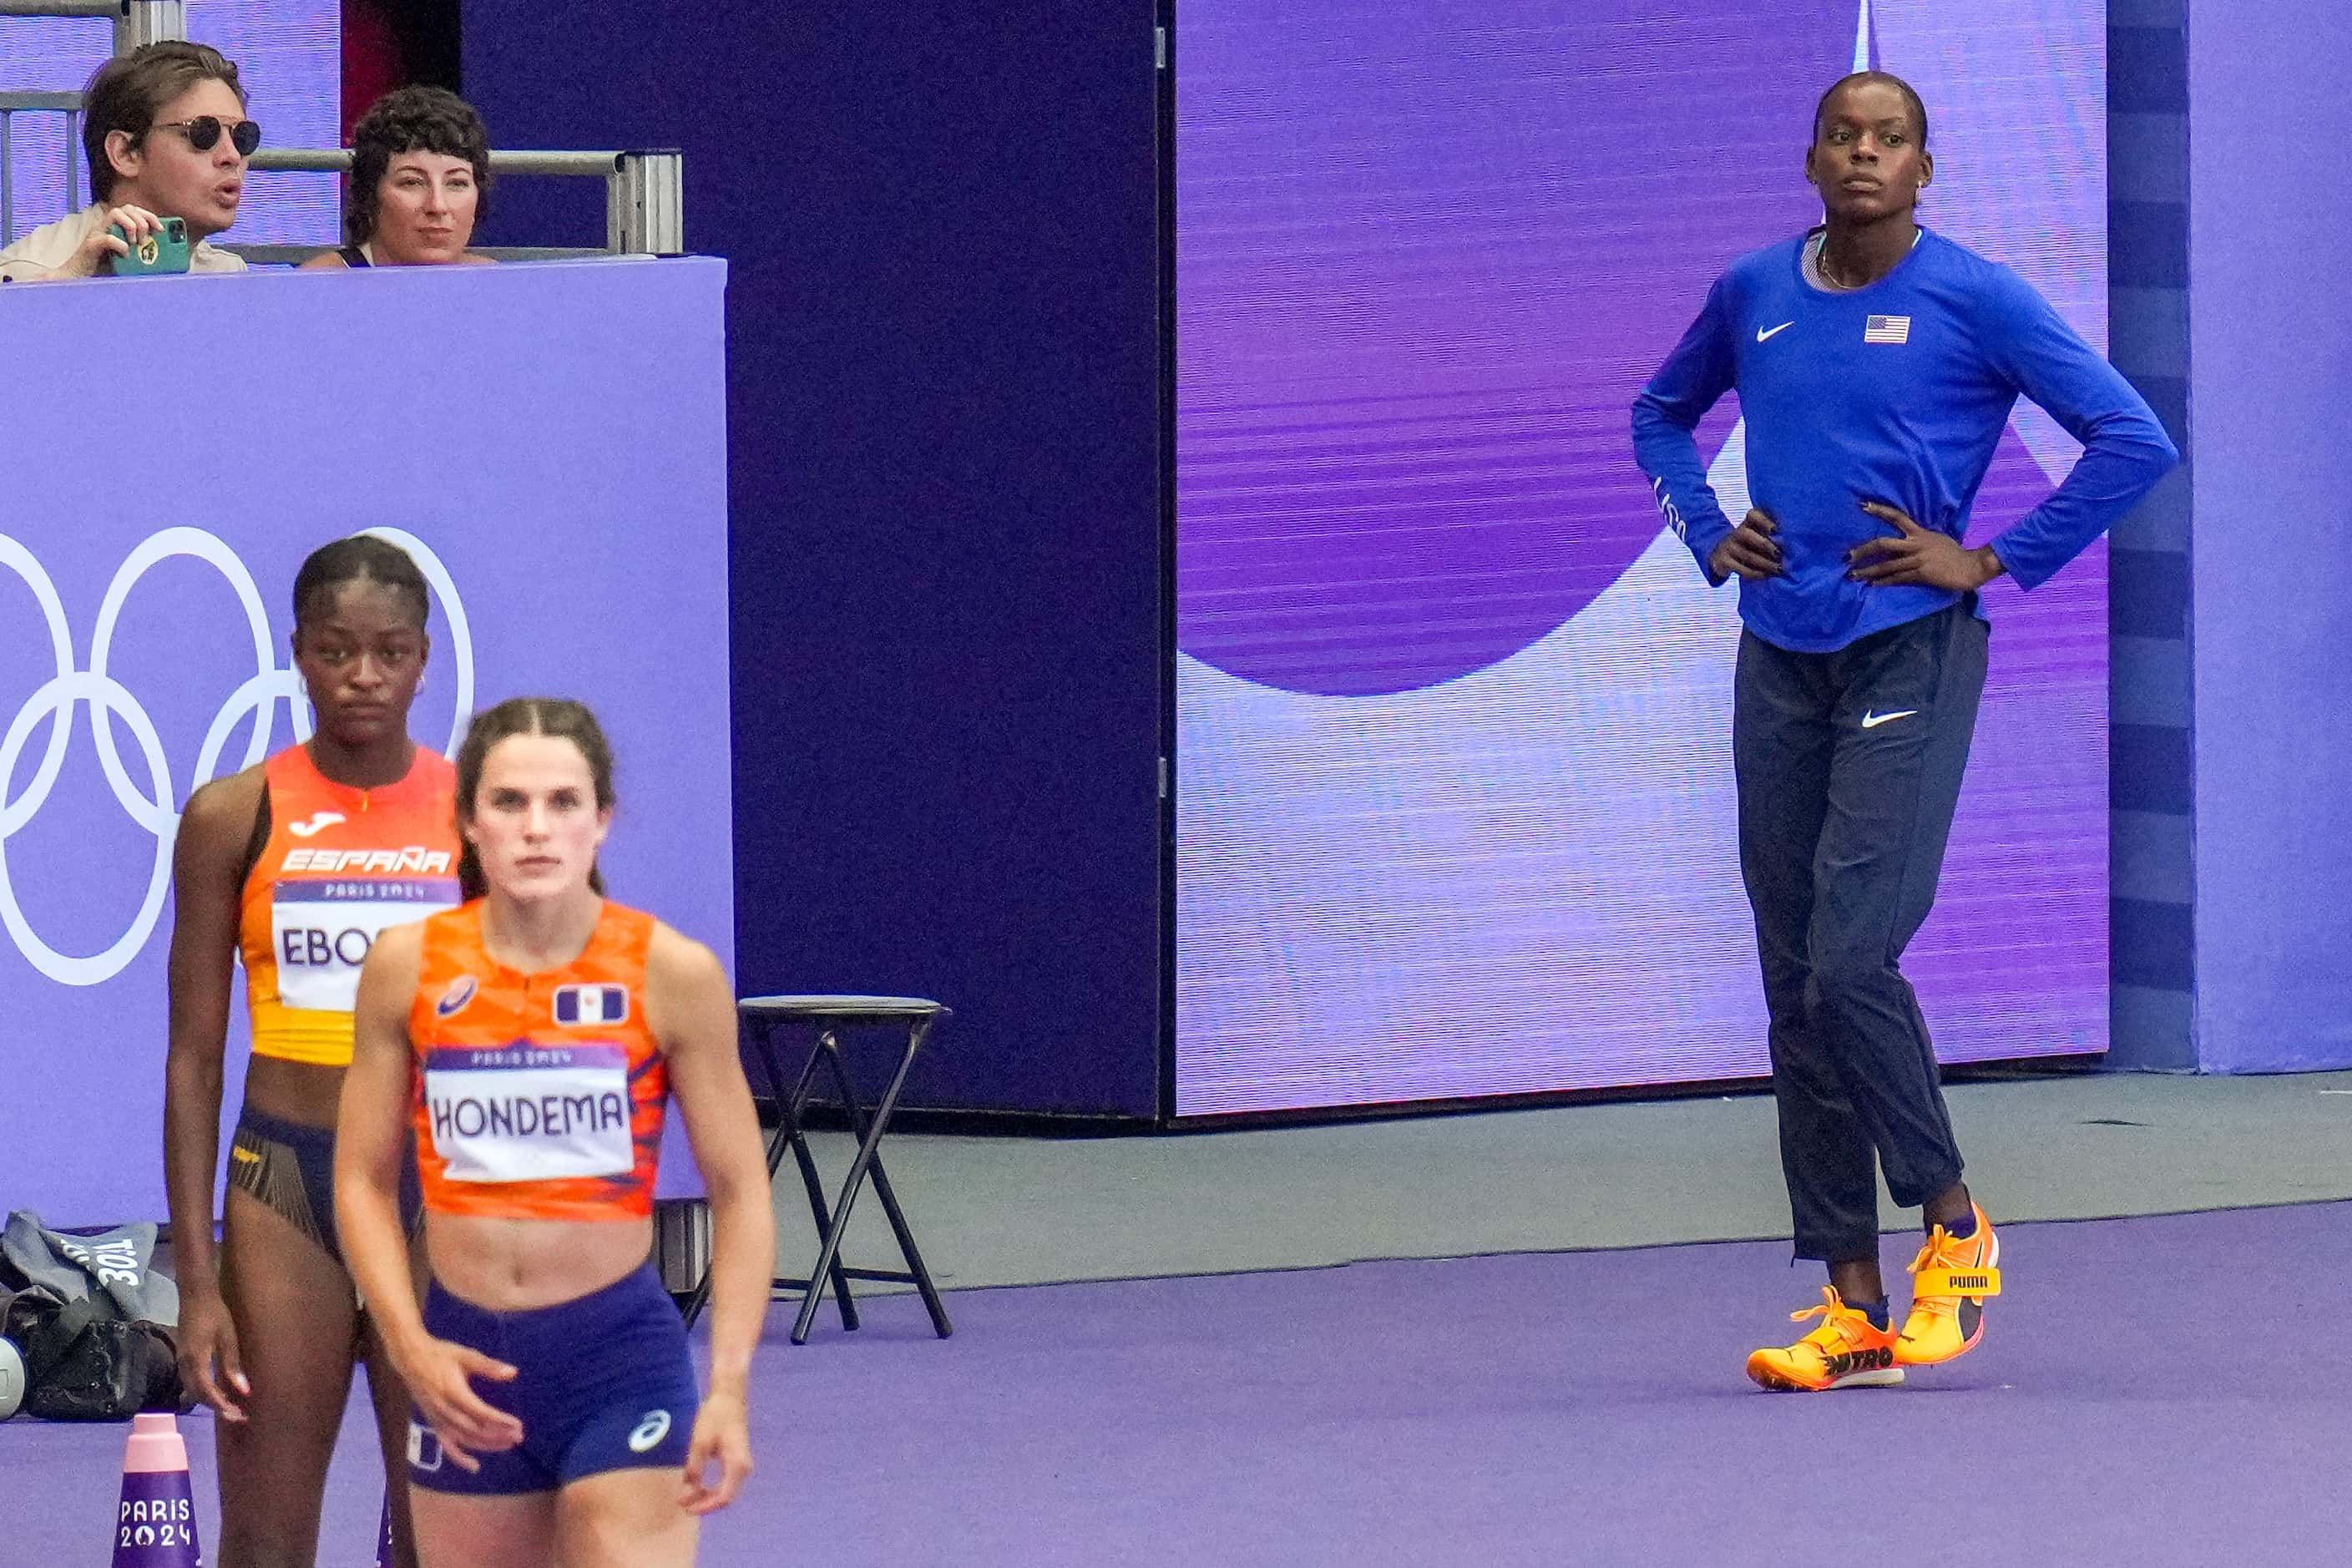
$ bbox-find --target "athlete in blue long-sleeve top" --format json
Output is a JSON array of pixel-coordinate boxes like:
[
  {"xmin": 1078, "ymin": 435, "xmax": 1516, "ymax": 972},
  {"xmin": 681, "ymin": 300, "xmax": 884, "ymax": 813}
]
[{"xmin": 1630, "ymin": 73, "xmax": 2176, "ymax": 1393}]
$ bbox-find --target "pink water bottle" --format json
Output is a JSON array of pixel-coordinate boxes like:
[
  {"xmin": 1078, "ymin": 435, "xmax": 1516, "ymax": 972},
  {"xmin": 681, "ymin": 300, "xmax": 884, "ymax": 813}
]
[{"xmin": 113, "ymin": 1412, "xmax": 203, "ymax": 1566}]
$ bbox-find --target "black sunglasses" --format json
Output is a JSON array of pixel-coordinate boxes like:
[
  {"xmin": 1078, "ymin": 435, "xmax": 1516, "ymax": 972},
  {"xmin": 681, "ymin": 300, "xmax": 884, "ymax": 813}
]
[{"xmin": 152, "ymin": 116, "xmax": 261, "ymax": 156}]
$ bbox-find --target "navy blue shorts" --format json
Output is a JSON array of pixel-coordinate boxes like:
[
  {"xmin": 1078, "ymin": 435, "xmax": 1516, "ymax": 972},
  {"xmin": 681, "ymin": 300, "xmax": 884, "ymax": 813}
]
[
  {"xmin": 226, "ymin": 1105, "xmax": 422, "ymax": 1267},
  {"xmin": 407, "ymin": 1264, "xmax": 699, "ymax": 1495}
]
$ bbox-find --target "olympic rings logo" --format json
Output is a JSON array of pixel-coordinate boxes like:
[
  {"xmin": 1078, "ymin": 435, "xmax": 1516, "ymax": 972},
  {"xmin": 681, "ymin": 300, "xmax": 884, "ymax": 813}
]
[{"xmin": 0, "ymin": 526, "xmax": 473, "ymax": 986}]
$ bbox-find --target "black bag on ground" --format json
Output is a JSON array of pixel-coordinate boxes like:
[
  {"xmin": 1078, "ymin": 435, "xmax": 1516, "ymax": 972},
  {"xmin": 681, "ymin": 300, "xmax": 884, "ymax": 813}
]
[{"xmin": 0, "ymin": 1212, "xmax": 183, "ymax": 1420}]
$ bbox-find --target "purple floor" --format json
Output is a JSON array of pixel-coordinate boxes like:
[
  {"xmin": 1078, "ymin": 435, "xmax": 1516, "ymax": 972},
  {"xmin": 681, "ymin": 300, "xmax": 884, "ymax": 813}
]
[{"xmin": 6, "ymin": 1204, "xmax": 2349, "ymax": 1565}]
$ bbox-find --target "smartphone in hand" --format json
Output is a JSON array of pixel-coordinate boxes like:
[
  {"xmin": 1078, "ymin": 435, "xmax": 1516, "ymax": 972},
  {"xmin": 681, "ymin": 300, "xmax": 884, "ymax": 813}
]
[{"xmin": 110, "ymin": 216, "xmax": 192, "ymax": 276}]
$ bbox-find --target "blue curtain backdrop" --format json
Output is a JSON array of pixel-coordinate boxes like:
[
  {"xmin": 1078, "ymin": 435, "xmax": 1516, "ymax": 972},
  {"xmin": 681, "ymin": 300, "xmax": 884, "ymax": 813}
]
[{"xmin": 461, "ymin": 1, "xmax": 1167, "ymax": 1117}]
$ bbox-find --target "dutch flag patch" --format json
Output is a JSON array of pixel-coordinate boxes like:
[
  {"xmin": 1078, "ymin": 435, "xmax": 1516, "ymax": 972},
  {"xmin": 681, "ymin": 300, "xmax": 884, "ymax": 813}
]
[{"xmin": 554, "ymin": 984, "xmax": 630, "ymax": 1027}]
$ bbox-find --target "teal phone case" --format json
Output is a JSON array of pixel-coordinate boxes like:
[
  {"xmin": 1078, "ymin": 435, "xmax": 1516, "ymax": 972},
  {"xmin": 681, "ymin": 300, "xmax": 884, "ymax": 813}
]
[{"xmin": 109, "ymin": 217, "xmax": 192, "ymax": 276}]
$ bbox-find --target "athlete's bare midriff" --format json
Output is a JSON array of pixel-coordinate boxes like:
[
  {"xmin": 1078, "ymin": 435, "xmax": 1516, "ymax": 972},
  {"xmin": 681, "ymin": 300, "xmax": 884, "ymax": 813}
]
[
  {"xmin": 240, "ymin": 1054, "xmax": 349, "ymax": 1129},
  {"xmin": 424, "ymin": 1210, "xmax": 655, "ymax": 1312}
]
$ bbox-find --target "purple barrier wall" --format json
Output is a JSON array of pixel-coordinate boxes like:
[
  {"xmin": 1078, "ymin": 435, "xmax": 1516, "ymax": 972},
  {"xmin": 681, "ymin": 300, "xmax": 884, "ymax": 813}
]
[
  {"xmin": 2186, "ymin": 0, "xmax": 2352, "ymax": 1070},
  {"xmin": 0, "ymin": 259, "xmax": 733, "ymax": 1224}
]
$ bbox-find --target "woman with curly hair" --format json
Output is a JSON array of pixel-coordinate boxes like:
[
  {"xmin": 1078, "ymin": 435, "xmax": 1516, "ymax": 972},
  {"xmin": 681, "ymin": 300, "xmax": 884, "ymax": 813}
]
[{"xmin": 303, "ymin": 85, "xmax": 493, "ymax": 270}]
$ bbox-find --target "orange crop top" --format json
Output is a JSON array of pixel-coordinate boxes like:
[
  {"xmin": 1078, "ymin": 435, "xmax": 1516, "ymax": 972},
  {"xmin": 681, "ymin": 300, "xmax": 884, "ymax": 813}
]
[
  {"xmin": 240, "ymin": 745, "xmax": 461, "ymax": 1066},
  {"xmin": 407, "ymin": 900, "xmax": 670, "ymax": 1222}
]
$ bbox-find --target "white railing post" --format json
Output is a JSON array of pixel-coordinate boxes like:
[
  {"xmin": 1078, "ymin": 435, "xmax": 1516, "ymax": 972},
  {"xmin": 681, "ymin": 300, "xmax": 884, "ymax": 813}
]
[
  {"xmin": 114, "ymin": 0, "xmax": 186, "ymax": 51},
  {"xmin": 608, "ymin": 150, "xmax": 683, "ymax": 255}
]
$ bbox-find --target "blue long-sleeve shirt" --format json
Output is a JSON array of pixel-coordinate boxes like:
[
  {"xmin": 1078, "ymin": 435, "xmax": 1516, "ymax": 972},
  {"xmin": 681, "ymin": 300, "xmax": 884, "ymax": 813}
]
[{"xmin": 1631, "ymin": 227, "xmax": 2177, "ymax": 652}]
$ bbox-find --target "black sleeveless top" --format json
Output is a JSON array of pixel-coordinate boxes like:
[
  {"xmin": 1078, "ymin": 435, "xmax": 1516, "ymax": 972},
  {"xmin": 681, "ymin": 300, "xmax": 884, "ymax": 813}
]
[{"xmin": 337, "ymin": 244, "xmax": 370, "ymax": 268}]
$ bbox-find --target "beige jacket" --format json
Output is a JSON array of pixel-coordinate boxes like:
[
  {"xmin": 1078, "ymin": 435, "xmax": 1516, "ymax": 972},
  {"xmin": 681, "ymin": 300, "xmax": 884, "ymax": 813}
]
[{"xmin": 0, "ymin": 203, "xmax": 246, "ymax": 283}]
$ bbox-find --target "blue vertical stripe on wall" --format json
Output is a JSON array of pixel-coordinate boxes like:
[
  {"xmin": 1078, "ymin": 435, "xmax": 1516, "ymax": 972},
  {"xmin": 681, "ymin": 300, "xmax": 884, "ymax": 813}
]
[{"xmin": 2104, "ymin": 13, "xmax": 2193, "ymax": 1069}]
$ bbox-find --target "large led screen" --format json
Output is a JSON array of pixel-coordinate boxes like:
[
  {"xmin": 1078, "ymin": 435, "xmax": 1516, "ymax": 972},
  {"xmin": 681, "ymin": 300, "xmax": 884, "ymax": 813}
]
[{"xmin": 1176, "ymin": 1, "xmax": 2111, "ymax": 1115}]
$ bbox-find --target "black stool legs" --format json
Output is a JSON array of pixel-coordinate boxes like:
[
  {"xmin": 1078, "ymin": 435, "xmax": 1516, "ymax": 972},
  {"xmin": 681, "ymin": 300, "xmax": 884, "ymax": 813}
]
[
  {"xmin": 789, "ymin": 1017, "xmax": 952, "ymax": 1344},
  {"xmin": 685, "ymin": 1002, "xmax": 952, "ymax": 1345}
]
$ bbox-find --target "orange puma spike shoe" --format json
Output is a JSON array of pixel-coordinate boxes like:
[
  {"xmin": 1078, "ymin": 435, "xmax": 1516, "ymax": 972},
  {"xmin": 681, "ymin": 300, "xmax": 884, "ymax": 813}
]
[
  {"xmin": 1896, "ymin": 1204, "xmax": 2001, "ymax": 1367},
  {"xmin": 1745, "ymin": 1287, "xmax": 1904, "ymax": 1392}
]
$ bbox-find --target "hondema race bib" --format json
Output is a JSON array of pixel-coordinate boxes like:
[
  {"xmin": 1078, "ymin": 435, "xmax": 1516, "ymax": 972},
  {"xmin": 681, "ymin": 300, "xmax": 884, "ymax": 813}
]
[
  {"xmin": 271, "ymin": 878, "xmax": 460, "ymax": 1012},
  {"xmin": 422, "ymin": 1044, "xmax": 633, "ymax": 1182}
]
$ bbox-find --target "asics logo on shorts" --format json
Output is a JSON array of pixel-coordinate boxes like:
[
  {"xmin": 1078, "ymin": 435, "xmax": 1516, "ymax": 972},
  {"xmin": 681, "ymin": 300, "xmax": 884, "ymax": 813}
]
[
  {"xmin": 629, "ymin": 1410, "xmax": 672, "ymax": 1453},
  {"xmin": 285, "ymin": 810, "xmax": 346, "ymax": 837},
  {"xmin": 407, "ymin": 1421, "xmax": 444, "ymax": 1472}
]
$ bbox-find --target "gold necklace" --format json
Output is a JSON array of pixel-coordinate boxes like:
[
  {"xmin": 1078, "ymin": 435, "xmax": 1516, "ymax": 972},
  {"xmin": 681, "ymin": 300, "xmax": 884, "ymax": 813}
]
[
  {"xmin": 1818, "ymin": 226, "xmax": 1921, "ymax": 291},
  {"xmin": 1818, "ymin": 236, "xmax": 1858, "ymax": 291}
]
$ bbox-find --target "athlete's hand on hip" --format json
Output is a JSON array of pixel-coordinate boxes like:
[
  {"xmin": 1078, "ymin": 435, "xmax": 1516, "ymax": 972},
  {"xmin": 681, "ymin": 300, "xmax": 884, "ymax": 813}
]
[
  {"xmin": 400, "ymin": 1336, "xmax": 522, "ymax": 1472},
  {"xmin": 1847, "ymin": 501, "xmax": 2005, "ymax": 590},
  {"xmin": 174, "ymin": 1287, "xmax": 250, "ymax": 1422},
  {"xmin": 680, "ymin": 1389, "xmax": 753, "ymax": 1514},
  {"xmin": 1709, "ymin": 508, "xmax": 1784, "ymax": 581}
]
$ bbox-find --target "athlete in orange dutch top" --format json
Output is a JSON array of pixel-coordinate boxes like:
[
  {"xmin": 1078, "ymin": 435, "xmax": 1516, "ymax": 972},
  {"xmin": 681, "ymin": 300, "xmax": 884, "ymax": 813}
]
[
  {"xmin": 336, "ymin": 697, "xmax": 775, "ymax": 1566},
  {"xmin": 164, "ymin": 536, "xmax": 458, "ymax": 1566}
]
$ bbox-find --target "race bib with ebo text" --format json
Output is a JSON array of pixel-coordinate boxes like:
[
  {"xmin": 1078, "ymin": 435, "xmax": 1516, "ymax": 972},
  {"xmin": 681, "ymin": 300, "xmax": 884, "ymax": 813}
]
[{"xmin": 271, "ymin": 878, "xmax": 460, "ymax": 1013}]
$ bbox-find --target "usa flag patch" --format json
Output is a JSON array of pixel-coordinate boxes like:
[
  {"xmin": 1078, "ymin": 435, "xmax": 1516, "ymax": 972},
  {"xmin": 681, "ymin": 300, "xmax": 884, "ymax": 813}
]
[
  {"xmin": 1864, "ymin": 315, "xmax": 1911, "ymax": 344},
  {"xmin": 554, "ymin": 984, "xmax": 630, "ymax": 1026}
]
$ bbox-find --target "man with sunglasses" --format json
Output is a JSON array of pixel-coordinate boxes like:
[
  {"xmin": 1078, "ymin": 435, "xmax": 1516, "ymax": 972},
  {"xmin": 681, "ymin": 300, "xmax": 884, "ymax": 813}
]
[{"xmin": 0, "ymin": 42, "xmax": 258, "ymax": 283}]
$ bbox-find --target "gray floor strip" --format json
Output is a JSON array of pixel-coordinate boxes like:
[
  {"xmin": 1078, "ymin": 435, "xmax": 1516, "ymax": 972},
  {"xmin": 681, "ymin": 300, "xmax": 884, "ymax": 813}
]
[{"xmin": 775, "ymin": 1068, "xmax": 2352, "ymax": 1292}]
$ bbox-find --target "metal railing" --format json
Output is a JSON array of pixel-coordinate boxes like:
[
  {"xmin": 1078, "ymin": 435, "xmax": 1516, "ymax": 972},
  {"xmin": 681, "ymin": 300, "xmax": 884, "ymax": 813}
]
[
  {"xmin": 0, "ymin": 90, "xmax": 83, "ymax": 241},
  {"xmin": 235, "ymin": 147, "xmax": 685, "ymax": 260},
  {"xmin": 0, "ymin": 0, "xmax": 185, "ymax": 240},
  {"xmin": 0, "ymin": 0, "xmax": 185, "ymax": 53},
  {"xmin": 1, "ymin": 0, "xmax": 684, "ymax": 257}
]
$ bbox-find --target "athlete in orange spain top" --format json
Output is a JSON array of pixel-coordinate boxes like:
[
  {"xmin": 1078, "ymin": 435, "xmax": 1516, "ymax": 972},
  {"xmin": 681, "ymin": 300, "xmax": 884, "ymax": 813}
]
[
  {"xmin": 163, "ymin": 536, "xmax": 458, "ymax": 1567},
  {"xmin": 337, "ymin": 697, "xmax": 774, "ymax": 1567}
]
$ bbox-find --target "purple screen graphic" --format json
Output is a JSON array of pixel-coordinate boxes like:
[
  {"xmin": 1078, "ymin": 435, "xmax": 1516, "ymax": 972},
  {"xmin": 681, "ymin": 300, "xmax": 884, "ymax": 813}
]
[
  {"xmin": 0, "ymin": 3, "xmax": 342, "ymax": 249},
  {"xmin": 1176, "ymin": 2, "xmax": 2110, "ymax": 1115},
  {"xmin": 0, "ymin": 261, "xmax": 732, "ymax": 1223}
]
